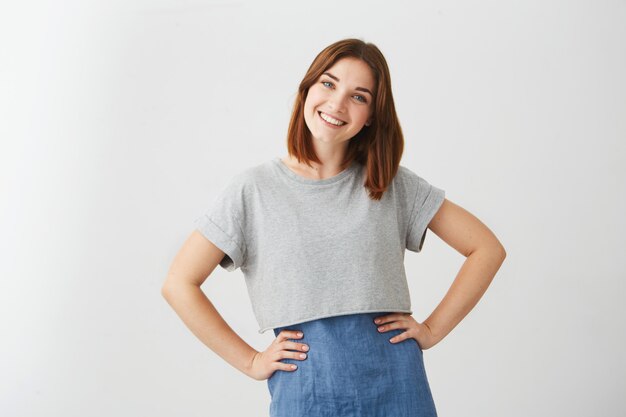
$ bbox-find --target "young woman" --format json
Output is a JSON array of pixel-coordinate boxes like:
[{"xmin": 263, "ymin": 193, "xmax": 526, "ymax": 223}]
[{"xmin": 162, "ymin": 38, "xmax": 506, "ymax": 417}]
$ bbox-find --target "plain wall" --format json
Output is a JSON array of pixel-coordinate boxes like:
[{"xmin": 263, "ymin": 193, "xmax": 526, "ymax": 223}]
[{"xmin": 1, "ymin": 0, "xmax": 625, "ymax": 416}]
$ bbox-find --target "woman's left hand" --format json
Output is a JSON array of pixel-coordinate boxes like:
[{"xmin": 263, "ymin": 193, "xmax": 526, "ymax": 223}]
[{"xmin": 373, "ymin": 312, "xmax": 438, "ymax": 350}]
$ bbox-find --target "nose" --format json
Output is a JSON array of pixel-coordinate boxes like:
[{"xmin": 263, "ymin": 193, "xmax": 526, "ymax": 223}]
[{"xmin": 327, "ymin": 92, "xmax": 348, "ymax": 113}]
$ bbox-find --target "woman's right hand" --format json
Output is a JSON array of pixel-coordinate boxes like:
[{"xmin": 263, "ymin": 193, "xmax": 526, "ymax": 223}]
[{"xmin": 247, "ymin": 330, "xmax": 310, "ymax": 381}]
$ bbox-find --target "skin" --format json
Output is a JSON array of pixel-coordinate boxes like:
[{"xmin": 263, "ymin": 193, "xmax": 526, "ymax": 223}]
[
  {"xmin": 281, "ymin": 56, "xmax": 374, "ymax": 179},
  {"xmin": 373, "ymin": 200, "xmax": 506, "ymax": 349},
  {"xmin": 161, "ymin": 56, "xmax": 506, "ymax": 381}
]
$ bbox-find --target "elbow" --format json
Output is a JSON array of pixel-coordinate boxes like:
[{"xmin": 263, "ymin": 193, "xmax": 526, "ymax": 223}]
[
  {"xmin": 492, "ymin": 243, "xmax": 507, "ymax": 274},
  {"xmin": 472, "ymin": 241, "xmax": 506, "ymax": 263},
  {"xmin": 487, "ymin": 235, "xmax": 507, "ymax": 261},
  {"xmin": 489, "ymin": 240, "xmax": 506, "ymax": 263},
  {"xmin": 467, "ymin": 241, "xmax": 507, "ymax": 260},
  {"xmin": 161, "ymin": 278, "xmax": 201, "ymax": 300},
  {"xmin": 161, "ymin": 280, "xmax": 174, "ymax": 300},
  {"xmin": 496, "ymin": 243, "xmax": 507, "ymax": 261}
]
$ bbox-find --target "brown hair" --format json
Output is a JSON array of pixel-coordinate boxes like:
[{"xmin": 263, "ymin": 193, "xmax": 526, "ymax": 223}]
[{"xmin": 285, "ymin": 38, "xmax": 405, "ymax": 201}]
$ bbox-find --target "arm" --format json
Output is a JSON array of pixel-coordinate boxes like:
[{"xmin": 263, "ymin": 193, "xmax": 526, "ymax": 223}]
[
  {"xmin": 161, "ymin": 230, "xmax": 257, "ymax": 377},
  {"xmin": 422, "ymin": 198, "xmax": 507, "ymax": 345}
]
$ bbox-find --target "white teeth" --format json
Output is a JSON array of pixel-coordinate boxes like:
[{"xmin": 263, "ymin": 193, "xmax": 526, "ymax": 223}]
[{"xmin": 320, "ymin": 112, "xmax": 346, "ymax": 126}]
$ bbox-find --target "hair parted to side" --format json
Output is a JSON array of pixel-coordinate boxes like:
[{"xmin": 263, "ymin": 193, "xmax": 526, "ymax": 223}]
[{"xmin": 285, "ymin": 38, "xmax": 405, "ymax": 201}]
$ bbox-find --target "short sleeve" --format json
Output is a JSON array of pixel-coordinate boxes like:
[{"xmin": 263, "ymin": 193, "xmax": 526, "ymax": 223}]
[
  {"xmin": 193, "ymin": 177, "xmax": 247, "ymax": 271},
  {"xmin": 406, "ymin": 175, "xmax": 445, "ymax": 253}
]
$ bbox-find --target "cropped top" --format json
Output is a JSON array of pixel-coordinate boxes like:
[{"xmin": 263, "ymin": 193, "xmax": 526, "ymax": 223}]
[{"xmin": 193, "ymin": 157, "xmax": 445, "ymax": 334}]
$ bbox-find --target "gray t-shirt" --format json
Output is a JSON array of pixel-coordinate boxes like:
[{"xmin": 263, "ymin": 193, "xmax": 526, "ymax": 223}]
[{"xmin": 194, "ymin": 157, "xmax": 445, "ymax": 334}]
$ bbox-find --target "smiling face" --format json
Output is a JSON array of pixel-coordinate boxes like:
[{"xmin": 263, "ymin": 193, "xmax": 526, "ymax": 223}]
[{"xmin": 303, "ymin": 57, "xmax": 375, "ymax": 147}]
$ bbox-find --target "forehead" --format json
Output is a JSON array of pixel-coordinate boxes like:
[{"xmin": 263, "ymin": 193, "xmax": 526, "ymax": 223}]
[{"xmin": 323, "ymin": 57, "xmax": 375, "ymax": 88}]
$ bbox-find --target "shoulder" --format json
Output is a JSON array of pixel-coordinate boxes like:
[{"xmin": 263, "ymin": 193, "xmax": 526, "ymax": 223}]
[
  {"xmin": 394, "ymin": 164, "xmax": 424, "ymax": 189},
  {"xmin": 393, "ymin": 165, "xmax": 442, "ymax": 203},
  {"xmin": 237, "ymin": 159, "xmax": 275, "ymax": 185},
  {"xmin": 396, "ymin": 164, "xmax": 439, "ymax": 187},
  {"xmin": 215, "ymin": 159, "xmax": 275, "ymax": 197},
  {"xmin": 396, "ymin": 165, "xmax": 417, "ymax": 181}
]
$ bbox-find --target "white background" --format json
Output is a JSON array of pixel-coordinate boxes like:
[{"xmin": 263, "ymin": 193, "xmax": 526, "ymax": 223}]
[{"xmin": 1, "ymin": 1, "xmax": 625, "ymax": 416}]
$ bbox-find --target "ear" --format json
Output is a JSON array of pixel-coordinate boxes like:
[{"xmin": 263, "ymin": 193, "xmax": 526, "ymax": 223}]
[{"xmin": 365, "ymin": 119, "xmax": 373, "ymax": 127}]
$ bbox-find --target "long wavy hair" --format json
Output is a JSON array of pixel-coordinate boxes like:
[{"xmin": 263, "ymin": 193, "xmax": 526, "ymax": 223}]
[{"xmin": 285, "ymin": 38, "xmax": 405, "ymax": 201}]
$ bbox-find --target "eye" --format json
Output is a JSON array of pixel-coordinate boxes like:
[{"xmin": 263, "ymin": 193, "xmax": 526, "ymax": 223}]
[{"xmin": 320, "ymin": 80, "xmax": 368, "ymax": 103}]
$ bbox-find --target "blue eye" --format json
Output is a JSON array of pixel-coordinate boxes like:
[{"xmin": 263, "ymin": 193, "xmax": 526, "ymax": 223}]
[{"xmin": 320, "ymin": 80, "xmax": 368, "ymax": 103}]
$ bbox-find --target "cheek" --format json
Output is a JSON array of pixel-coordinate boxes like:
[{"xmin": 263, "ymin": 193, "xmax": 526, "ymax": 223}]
[
  {"xmin": 305, "ymin": 88, "xmax": 324, "ymax": 108},
  {"xmin": 303, "ymin": 95, "xmax": 319, "ymax": 127},
  {"xmin": 353, "ymin": 107, "xmax": 370, "ymax": 125},
  {"xmin": 303, "ymin": 96, "xmax": 316, "ymax": 118}
]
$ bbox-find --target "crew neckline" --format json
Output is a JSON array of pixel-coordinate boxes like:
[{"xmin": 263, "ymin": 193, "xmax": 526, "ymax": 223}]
[{"xmin": 273, "ymin": 157, "xmax": 359, "ymax": 185}]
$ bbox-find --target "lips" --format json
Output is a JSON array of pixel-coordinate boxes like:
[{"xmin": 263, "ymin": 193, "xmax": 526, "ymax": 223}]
[{"xmin": 318, "ymin": 111, "xmax": 347, "ymax": 126}]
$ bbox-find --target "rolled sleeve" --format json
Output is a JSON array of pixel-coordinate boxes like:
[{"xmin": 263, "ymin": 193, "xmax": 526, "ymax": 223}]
[
  {"xmin": 194, "ymin": 213, "xmax": 245, "ymax": 271},
  {"xmin": 406, "ymin": 177, "xmax": 445, "ymax": 253}
]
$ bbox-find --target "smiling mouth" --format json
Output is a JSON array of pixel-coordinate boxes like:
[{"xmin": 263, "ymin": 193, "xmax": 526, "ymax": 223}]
[{"xmin": 318, "ymin": 111, "xmax": 347, "ymax": 126}]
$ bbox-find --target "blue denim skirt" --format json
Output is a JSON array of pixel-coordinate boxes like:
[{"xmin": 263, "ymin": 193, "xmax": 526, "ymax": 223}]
[{"xmin": 267, "ymin": 311, "xmax": 438, "ymax": 417}]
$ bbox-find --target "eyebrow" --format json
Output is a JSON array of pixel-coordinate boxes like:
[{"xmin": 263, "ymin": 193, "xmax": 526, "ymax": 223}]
[{"xmin": 322, "ymin": 72, "xmax": 373, "ymax": 97}]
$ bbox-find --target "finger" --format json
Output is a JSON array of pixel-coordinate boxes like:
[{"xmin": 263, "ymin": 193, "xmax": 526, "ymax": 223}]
[
  {"xmin": 284, "ymin": 363, "xmax": 298, "ymax": 371},
  {"xmin": 377, "ymin": 321, "xmax": 398, "ymax": 332},
  {"xmin": 389, "ymin": 330, "xmax": 409, "ymax": 343},
  {"xmin": 274, "ymin": 358, "xmax": 299, "ymax": 372},
  {"xmin": 277, "ymin": 329, "xmax": 304, "ymax": 342},
  {"xmin": 281, "ymin": 340, "xmax": 309, "ymax": 353},
  {"xmin": 374, "ymin": 313, "xmax": 400, "ymax": 324},
  {"xmin": 373, "ymin": 315, "xmax": 389, "ymax": 324},
  {"xmin": 275, "ymin": 357, "xmax": 298, "ymax": 372},
  {"xmin": 291, "ymin": 350, "xmax": 308, "ymax": 360},
  {"xmin": 275, "ymin": 348, "xmax": 307, "ymax": 361}
]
